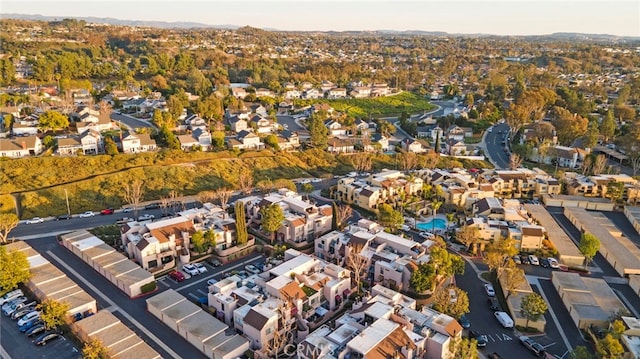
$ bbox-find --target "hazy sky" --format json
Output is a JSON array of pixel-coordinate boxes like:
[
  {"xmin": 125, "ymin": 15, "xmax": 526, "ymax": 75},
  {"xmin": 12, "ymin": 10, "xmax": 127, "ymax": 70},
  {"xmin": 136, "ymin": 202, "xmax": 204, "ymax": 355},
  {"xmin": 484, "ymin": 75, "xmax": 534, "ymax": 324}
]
[{"xmin": 2, "ymin": 0, "xmax": 639, "ymax": 36}]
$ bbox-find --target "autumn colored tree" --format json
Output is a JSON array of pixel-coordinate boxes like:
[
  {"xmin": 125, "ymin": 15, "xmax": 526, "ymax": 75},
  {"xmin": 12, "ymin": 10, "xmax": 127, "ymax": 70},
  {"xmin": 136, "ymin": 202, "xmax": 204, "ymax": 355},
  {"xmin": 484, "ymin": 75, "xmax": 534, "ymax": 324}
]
[
  {"xmin": 38, "ymin": 299, "xmax": 71, "ymax": 330},
  {"xmin": 0, "ymin": 246, "xmax": 31, "ymax": 290},
  {"xmin": 520, "ymin": 293, "xmax": 548, "ymax": 330},
  {"xmin": 0, "ymin": 213, "xmax": 19, "ymax": 244}
]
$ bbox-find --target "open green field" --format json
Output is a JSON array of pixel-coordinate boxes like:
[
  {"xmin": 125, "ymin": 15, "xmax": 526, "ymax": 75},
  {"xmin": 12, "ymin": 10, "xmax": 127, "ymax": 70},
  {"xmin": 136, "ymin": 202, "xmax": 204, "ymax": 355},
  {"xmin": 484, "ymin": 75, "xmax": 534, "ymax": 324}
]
[{"xmin": 295, "ymin": 91, "xmax": 436, "ymax": 118}]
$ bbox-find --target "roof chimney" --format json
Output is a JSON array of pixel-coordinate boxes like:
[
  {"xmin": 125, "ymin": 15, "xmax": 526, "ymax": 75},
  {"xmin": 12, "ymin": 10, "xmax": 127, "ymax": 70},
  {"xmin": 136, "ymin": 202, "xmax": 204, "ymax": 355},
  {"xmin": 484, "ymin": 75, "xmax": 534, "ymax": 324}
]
[{"xmin": 21, "ymin": 141, "xmax": 27, "ymax": 150}]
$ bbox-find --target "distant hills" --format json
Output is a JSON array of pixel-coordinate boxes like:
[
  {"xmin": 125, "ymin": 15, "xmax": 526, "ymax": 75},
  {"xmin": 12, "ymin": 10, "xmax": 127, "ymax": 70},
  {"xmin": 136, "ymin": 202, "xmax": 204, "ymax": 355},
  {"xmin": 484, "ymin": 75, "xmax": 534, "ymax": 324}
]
[{"xmin": 2, "ymin": 13, "xmax": 638, "ymax": 41}]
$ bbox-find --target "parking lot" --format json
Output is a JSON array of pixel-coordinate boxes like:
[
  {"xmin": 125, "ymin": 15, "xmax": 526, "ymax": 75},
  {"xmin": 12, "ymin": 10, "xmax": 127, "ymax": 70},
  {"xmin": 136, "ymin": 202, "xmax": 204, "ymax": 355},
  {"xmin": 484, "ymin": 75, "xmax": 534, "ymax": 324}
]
[{"xmin": 1, "ymin": 297, "xmax": 80, "ymax": 359}]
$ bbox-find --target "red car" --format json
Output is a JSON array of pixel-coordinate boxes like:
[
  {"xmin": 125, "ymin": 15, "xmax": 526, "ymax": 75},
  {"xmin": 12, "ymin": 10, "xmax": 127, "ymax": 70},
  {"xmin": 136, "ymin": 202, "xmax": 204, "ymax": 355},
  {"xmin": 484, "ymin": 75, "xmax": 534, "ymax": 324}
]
[
  {"xmin": 100, "ymin": 208, "xmax": 114, "ymax": 215},
  {"xmin": 168, "ymin": 271, "xmax": 185, "ymax": 282}
]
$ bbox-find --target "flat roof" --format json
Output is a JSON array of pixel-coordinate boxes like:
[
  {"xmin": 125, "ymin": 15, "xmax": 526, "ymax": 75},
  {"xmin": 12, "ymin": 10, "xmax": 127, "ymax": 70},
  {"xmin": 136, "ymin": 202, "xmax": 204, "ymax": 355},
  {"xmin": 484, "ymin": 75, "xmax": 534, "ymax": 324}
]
[
  {"xmin": 348, "ymin": 318, "xmax": 398, "ymax": 355},
  {"xmin": 180, "ymin": 314, "xmax": 227, "ymax": 340},
  {"xmin": 212, "ymin": 335, "xmax": 249, "ymax": 357},
  {"xmin": 565, "ymin": 207, "xmax": 640, "ymax": 274},
  {"xmin": 82, "ymin": 244, "xmax": 116, "ymax": 260},
  {"xmin": 30, "ymin": 262, "xmax": 67, "ymax": 285},
  {"xmin": 545, "ymin": 194, "xmax": 612, "ymax": 203},
  {"xmin": 269, "ymin": 254, "xmax": 315, "ymax": 277},
  {"xmin": 147, "ymin": 289, "xmax": 187, "ymax": 311},
  {"xmin": 163, "ymin": 300, "xmax": 200, "ymax": 322},
  {"xmin": 202, "ymin": 330, "xmax": 235, "ymax": 350}
]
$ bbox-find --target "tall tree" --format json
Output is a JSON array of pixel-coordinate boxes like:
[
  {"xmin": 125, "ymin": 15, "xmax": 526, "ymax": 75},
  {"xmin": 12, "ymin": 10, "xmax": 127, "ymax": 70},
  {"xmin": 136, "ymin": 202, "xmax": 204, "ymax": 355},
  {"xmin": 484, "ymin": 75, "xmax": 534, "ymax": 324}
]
[
  {"xmin": 37, "ymin": 299, "xmax": 70, "ymax": 330},
  {"xmin": 259, "ymin": 203, "xmax": 284, "ymax": 243},
  {"xmin": 596, "ymin": 334, "xmax": 625, "ymax": 359},
  {"xmin": 0, "ymin": 246, "xmax": 31, "ymax": 291},
  {"xmin": 235, "ymin": 202, "xmax": 248, "ymax": 245},
  {"xmin": 600, "ymin": 110, "xmax": 616, "ymax": 143},
  {"xmin": 122, "ymin": 179, "xmax": 144, "ymax": 217},
  {"xmin": 455, "ymin": 224, "xmax": 480, "ymax": 253},
  {"xmin": 520, "ymin": 293, "xmax": 548, "ymax": 330},
  {"xmin": 509, "ymin": 153, "xmax": 523, "ymax": 170},
  {"xmin": 38, "ymin": 110, "xmax": 69, "ymax": 132},
  {"xmin": 301, "ymin": 182, "xmax": 314, "ymax": 200},
  {"xmin": 237, "ymin": 169, "xmax": 253, "ymax": 194},
  {"xmin": 377, "ymin": 203, "xmax": 403, "ymax": 231},
  {"xmin": 432, "ymin": 286, "xmax": 470, "ymax": 319},
  {"xmin": 501, "ymin": 263, "xmax": 526, "ymax": 300},
  {"xmin": 583, "ymin": 120, "xmax": 600, "ymax": 149},
  {"xmin": 190, "ymin": 231, "xmax": 207, "ymax": 253},
  {"xmin": 410, "ymin": 262, "xmax": 436, "ymax": 293},
  {"xmin": 592, "ymin": 154, "xmax": 608, "ymax": 175},
  {"xmin": 307, "ymin": 114, "xmax": 329, "ymax": 148},
  {"xmin": 579, "ymin": 232, "xmax": 600, "ymax": 267},
  {"xmin": 0, "ymin": 213, "xmax": 19, "ymax": 244},
  {"xmin": 0, "ymin": 58, "xmax": 16, "ymax": 86},
  {"xmin": 484, "ymin": 238, "xmax": 518, "ymax": 275},
  {"xmin": 346, "ymin": 248, "xmax": 368, "ymax": 294},
  {"xmin": 213, "ymin": 187, "xmax": 233, "ymax": 211},
  {"xmin": 551, "ymin": 106, "xmax": 588, "ymax": 146}
]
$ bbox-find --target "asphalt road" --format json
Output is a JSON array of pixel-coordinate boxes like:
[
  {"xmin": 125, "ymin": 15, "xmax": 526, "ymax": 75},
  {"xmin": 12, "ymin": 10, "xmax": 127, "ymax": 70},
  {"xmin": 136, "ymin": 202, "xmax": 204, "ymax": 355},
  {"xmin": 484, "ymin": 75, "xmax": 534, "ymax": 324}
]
[
  {"xmin": 484, "ymin": 123, "xmax": 511, "ymax": 169},
  {"xmin": 276, "ymin": 114, "xmax": 308, "ymax": 134},
  {"xmin": 110, "ymin": 112, "xmax": 156, "ymax": 130}
]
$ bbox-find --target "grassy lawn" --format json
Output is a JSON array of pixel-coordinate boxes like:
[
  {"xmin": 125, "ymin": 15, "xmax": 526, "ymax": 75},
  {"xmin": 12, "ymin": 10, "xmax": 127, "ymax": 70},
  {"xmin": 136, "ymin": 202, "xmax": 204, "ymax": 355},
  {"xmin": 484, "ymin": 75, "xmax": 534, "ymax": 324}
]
[{"xmin": 295, "ymin": 91, "xmax": 435, "ymax": 118}]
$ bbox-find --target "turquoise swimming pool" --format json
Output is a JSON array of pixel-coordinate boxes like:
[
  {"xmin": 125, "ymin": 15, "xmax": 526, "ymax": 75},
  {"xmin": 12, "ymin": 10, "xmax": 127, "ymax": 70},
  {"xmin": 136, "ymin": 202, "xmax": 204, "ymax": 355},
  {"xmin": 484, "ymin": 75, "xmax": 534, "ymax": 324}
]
[{"xmin": 416, "ymin": 218, "xmax": 448, "ymax": 231}]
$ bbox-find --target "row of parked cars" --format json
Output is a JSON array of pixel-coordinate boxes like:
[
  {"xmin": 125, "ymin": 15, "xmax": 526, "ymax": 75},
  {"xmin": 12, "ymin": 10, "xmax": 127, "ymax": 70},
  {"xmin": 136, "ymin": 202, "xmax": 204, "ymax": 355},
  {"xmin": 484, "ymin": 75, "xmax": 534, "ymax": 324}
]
[
  {"xmin": 513, "ymin": 254, "xmax": 560, "ymax": 268},
  {"xmin": 0, "ymin": 289, "xmax": 63, "ymax": 346}
]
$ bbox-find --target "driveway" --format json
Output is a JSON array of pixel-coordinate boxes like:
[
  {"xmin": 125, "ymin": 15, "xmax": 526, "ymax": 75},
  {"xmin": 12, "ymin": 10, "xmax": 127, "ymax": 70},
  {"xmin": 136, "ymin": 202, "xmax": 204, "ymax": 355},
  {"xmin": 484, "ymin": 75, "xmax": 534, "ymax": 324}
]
[{"xmin": 111, "ymin": 112, "xmax": 157, "ymax": 130}]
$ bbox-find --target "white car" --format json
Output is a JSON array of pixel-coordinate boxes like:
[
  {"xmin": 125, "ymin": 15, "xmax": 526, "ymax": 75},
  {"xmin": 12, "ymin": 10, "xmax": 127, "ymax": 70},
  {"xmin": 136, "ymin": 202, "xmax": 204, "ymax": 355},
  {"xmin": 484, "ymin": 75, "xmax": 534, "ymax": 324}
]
[
  {"xmin": 311, "ymin": 178, "xmax": 322, "ymax": 183},
  {"xmin": 299, "ymin": 179, "xmax": 312, "ymax": 184},
  {"xmin": 78, "ymin": 211, "xmax": 95, "ymax": 218},
  {"xmin": 419, "ymin": 232, "xmax": 435, "ymax": 239},
  {"xmin": 182, "ymin": 264, "xmax": 199, "ymax": 276},
  {"xmin": 206, "ymin": 279, "xmax": 218, "ymax": 287},
  {"xmin": 194, "ymin": 263, "xmax": 207, "ymax": 274},
  {"xmin": 25, "ymin": 217, "xmax": 44, "ymax": 224},
  {"xmin": 484, "ymin": 283, "xmax": 496, "ymax": 297},
  {"xmin": 122, "ymin": 207, "xmax": 133, "ymax": 213},
  {"xmin": 138, "ymin": 214, "xmax": 155, "ymax": 221},
  {"xmin": 17, "ymin": 311, "xmax": 39, "ymax": 326},
  {"xmin": 547, "ymin": 258, "xmax": 560, "ymax": 269},
  {"xmin": 245, "ymin": 264, "xmax": 260, "ymax": 275},
  {"xmin": 528, "ymin": 255, "xmax": 540, "ymax": 266}
]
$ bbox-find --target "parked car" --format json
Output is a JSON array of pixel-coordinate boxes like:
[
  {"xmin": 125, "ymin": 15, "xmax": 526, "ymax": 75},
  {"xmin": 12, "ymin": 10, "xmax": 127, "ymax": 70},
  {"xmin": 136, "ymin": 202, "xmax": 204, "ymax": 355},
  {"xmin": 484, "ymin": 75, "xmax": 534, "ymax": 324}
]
[
  {"xmin": 512, "ymin": 255, "xmax": 522, "ymax": 265},
  {"xmin": 520, "ymin": 336, "xmax": 547, "ymax": 357},
  {"xmin": 540, "ymin": 258, "xmax": 550, "ymax": 268},
  {"xmin": 206, "ymin": 279, "xmax": 218, "ymax": 287},
  {"xmin": 17, "ymin": 311, "xmax": 40, "ymax": 326},
  {"xmin": 3, "ymin": 300, "xmax": 33, "ymax": 317},
  {"xmin": 488, "ymin": 297, "xmax": 500, "ymax": 311},
  {"xmin": 182, "ymin": 264, "xmax": 199, "ymax": 276},
  {"xmin": 194, "ymin": 263, "xmax": 207, "ymax": 274},
  {"xmin": 208, "ymin": 258, "xmax": 222, "ymax": 267},
  {"xmin": 168, "ymin": 270, "xmax": 185, "ymax": 282},
  {"xmin": 138, "ymin": 214, "xmax": 155, "ymax": 221},
  {"xmin": 19, "ymin": 319, "xmax": 42, "ymax": 333},
  {"xmin": 484, "ymin": 283, "xmax": 496, "ymax": 297},
  {"xmin": 56, "ymin": 214, "xmax": 72, "ymax": 221},
  {"xmin": 548, "ymin": 258, "xmax": 560, "ymax": 269},
  {"xmin": 121, "ymin": 207, "xmax": 133, "ymax": 213},
  {"xmin": 528, "ymin": 255, "xmax": 540, "ymax": 266},
  {"xmin": 34, "ymin": 330, "xmax": 63, "ymax": 346},
  {"xmin": 25, "ymin": 217, "xmax": 44, "ymax": 224},
  {"xmin": 11, "ymin": 306, "xmax": 36, "ymax": 320},
  {"xmin": 245, "ymin": 264, "xmax": 260, "ymax": 275},
  {"xmin": 237, "ymin": 270, "xmax": 249, "ymax": 279},
  {"xmin": 494, "ymin": 311, "xmax": 514, "ymax": 328},
  {"xmin": 520, "ymin": 255, "xmax": 530, "ymax": 265},
  {"xmin": 78, "ymin": 211, "xmax": 95, "ymax": 218},
  {"xmin": 470, "ymin": 330, "xmax": 488, "ymax": 347},
  {"xmin": 25, "ymin": 324, "xmax": 47, "ymax": 338},
  {"xmin": 100, "ymin": 208, "xmax": 114, "ymax": 215},
  {"xmin": 116, "ymin": 217, "xmax": 134, "ymax": 225},
  {"xmin": 0, "ymin": 289, "xmax": 23, "ymax": 306},
  {"xmin": 458, "ymin": 314, "xmax": 471, "ymax": 329},
  {"xmin": 145, "ymin": 203, "xmax": 161, "ymax": 210},
  {"xmin": 2, "ymin": 296, "xmax": 28, "ymax": 312}
]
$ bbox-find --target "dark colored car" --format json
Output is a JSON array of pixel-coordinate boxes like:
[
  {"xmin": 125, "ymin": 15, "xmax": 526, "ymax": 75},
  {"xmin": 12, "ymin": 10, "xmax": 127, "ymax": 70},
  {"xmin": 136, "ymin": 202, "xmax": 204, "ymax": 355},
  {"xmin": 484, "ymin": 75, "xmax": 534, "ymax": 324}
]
[
  {"xmin": 459, "ymin": 314, "xmax": 471, "ymax": 329},
  {"xmin": 25, "ymin": 324, "xmax": 46, "ymax": 338},
  {"xmin": 19, "ymin": 319, "xmax": 42, "ymax": 333},
  {"xmin": 34, "ymin": 330, "xmax": 63, "ymax": 346},
  {"xmin": 488, "ymin": 297, "xmax": 500, "ymax": 311},
  {"xmin": 56, "ymin": 214, "xmax": 72, "ymax": 221},
  {"xmin": 145, "ymin": 203, "xmax": 161, "ymax": 210},
  {"xmin": 100, "ymin": 208, "xmax": 114, "ymax": 215},
  {"xmin": 168, "ymin": 271, "xmax": 185, "ymax": 282},
  {"xmin": 540, "ymin": 258, "xmax": 550, "ymax": 268},
  {"xmin": 520, "ymin": 255, "xmax": 530, "ymax": 265},
  {"xmin": 208, "ymin": 258, "xmax": 222, "ymax": 267},
  {"xmin": 470, "ymin": 330, "xmax": 488, "ymax": 347}
]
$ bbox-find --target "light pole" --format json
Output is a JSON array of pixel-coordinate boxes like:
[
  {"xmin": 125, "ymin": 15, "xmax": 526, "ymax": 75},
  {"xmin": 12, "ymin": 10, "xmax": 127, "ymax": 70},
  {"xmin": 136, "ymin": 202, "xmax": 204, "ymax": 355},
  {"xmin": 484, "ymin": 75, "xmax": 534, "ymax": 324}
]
[{"xmin": 64, "ymin": 189, "xmax": 71, "ymax": 216}]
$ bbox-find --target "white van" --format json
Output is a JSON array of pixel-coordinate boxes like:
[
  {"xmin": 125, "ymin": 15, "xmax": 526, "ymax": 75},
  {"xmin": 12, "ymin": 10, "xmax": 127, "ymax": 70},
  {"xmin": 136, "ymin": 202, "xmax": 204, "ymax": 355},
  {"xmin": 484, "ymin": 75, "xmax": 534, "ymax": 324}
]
[
  {"xmin": 0, "ymin": 289, "xmax": 23, "ymax": 306},
  {"xmin": 494, "ymin": 311, "xmax": 514, "ymax": 328}
]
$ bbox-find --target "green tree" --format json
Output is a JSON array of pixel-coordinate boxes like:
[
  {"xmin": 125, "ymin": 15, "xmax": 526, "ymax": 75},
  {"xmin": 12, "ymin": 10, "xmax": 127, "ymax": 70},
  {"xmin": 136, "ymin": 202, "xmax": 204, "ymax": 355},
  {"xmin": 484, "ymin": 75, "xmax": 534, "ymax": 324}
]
[
  {"xmin": 484, "ymin": 238, "xmax": 518, "ymax": 274},
  {"xmin": 0, "ymin": 213, "xmax": 19, "ymax": 244},
  {"xmin": 502, "ymin": 263, "xmax": 526, "ymax": 300},
  {"xmin": 191, "ymin": 230, "xmax": 207, "ymax": 253},
  {"xmin": 0, "ymin": 245, "xmax": 31, "ymax": 290},
  {"xmin": 596, "ymin": 334, "xmax": 624, "ymax": 359},
  {"xmin": 569, "ymin": 346, "xmax": 594, "ymax": 359},
  {"xmin": 38, "ymin": 110, "xmax": 69, "ymax": 132},
  {"xmin": 551, "ymin": 106, "xmax": 588, "ymax": 146},
  {"xmin": 235, "ymin": 202, "xmax": 248, "ymax": 245},
  {"xmin": 452, "ymin": 337, "xmax": 478, "ymax": 359},
  {"xmin": 606, "ymin": 181, "xmax": 625, "ymax": 203},
  {"xmin": 81, "ymin": 338, "xmax": 110, "ymax": 359},
  {"xmin": 455, "ymin": 224, "xmax": 480, "ymax": 253},
  {"xmin": 211, "ymin": 130, "xmax": 225, "ymax": 149},
  {"xmin": 300, "ymin": 182, "xmax": 314, "ymax": 200},
  {"xmin": 37, "ymin": 299, "xmax": 70, "ymax": 330},
  {"xmin": 264, "ymin": 134, "xmax": 280, "ymax": 150},
  {"xmin": 600, "ymin": 110, "xmax": 616, "ymax": 142},
  {"xmin": 377, "ymin": 203, "xmax": 403, "ymax": 231},
  {"xmin": 204, "ymin": 230, "xmax": 217, "ymax": 250},
  {"xmin": 520, "ymin": 293, "xmax": 548, "ymax": 330},
  {"xmin": 0, "ymin": 58, "xmax": 15, "ymax": 86},
  {"xmin": 610, "ymin": 319, "xmax": 626, "ymax": 340},
  {"xmin": 579, "ymin": 232, "xmax": 600, "ymax": 267},
  {"xmin": 410, "ymin": 262, "xmax": 436, "ymax": 293},
  {"xmin": 583, "ymin": 120, "xmax": 599, "ymax": 149},
  {"xmin": 259, "ymin": 203, "xmax": 284, "ymax": 243},
  {"xmin": 104, "ymin": 136, "xmax": 119, "ymax": 155},
  {"xmin": 432, "ymin": 286, "xmax": 470, "ymax": 319},
  {"xmin": 42, "ymin": 135, "xmax": 56, "ymax": 148},
  {"xmin": 307, "ymin": 114, "xmax": 328, "ymax": 148}
]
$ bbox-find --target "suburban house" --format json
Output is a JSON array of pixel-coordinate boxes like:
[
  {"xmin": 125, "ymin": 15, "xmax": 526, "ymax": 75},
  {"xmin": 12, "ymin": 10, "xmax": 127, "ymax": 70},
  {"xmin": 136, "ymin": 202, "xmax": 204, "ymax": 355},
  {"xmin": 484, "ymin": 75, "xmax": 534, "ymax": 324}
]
[
  {"xmin": 446, "ymin": 125, "xmax": 473, "ymax": 141},
  {"xmin": 231, "ymin": 88, "xmax": 247, "ymax": 99},
  {"xmin": 178, "ymin": 128, "xmax": 212, "ymax": 151},
  {"xmin": 121, "ymin": 133, "xmax": 157, "ymax": 153},
  {"xmin": 250, "ymin": 115, "xmax": 276, "ymax": 134},
  {"xmin": 228, "ymin": 116, "xmax": 249, "ymax": 133},
  {"xmin": 120, "ymin": 216, "xmax": 195, "ymax": 271},
  {"xmin": 327, "ymin": 137, "xmax": 356, "ymax": 153},
  {"xmin": 302, "ymin": 88, "xmax": 322, "ymax": 99},
  {"xmin": 11, "ymin": 122, "xmax": 39, "ymax": 136},
  {"xmin": 227, "ymin": 130, "xmax": 263, "ymax": 150},
  {"xmin": 349, "ymin": 86, "xmax": 372, "ymax": 98},
  {"xmin": 255, "ymin": 88, "xmax": 275, "ymax": 98},
  {"xmin": 447, "ymin": 140, "xmax": 468, "ymax": 156},
  {"xmin": 327, "ymin": 88, "xmax": 347, "ymax": 99},
  {"xmin": 325, "ymin": 120, "xmax": 347, "ymax": 136},
  {"xmin": 368, "ymin": 133, "xmax": 390, "ymax": 152},
  {"xmin": 401, "ymin": 139, "xmax": 426, "ymax": 153},
  {"xmin": 0, "ymin": 135, "xmax": 43, "ymax": 158},
  {"xmin": 57, "ymin": 130, "xmax": 103, "ymax": 155},
  {"xmin": 284, "ymin": 89, "xmax": 301, "ymax": 99},
  {"xmin": 76, "ymin": 116, "xmax": 114, "ymax": 134},
  {"xmin": 276, "ymin": 131, "xmax": 300, "ymax": 150},
  {"xmin": 320, "ymin": 81, "xmax": 335, "ymax": 94}
]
